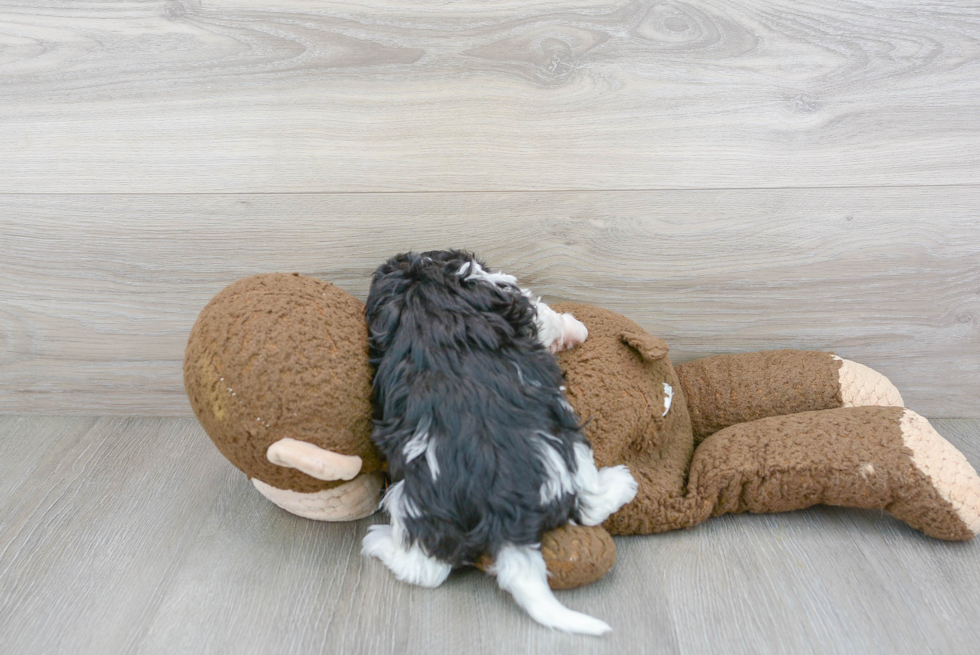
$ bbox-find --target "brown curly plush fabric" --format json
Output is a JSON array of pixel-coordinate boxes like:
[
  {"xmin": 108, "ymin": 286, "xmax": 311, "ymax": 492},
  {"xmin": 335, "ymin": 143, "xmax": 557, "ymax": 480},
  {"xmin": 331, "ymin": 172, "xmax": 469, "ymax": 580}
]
[
  {"xmin": 552, "ymin": 302, "xmax": 695, "ymax": 536},
  {"xmin": 184, "ymin": 273, "xmax": 381, "ymax": 493},
  {"xmin": 551, "ymin": 303, "xmax": 691, "ymax": 466},
  {"xmin": 689, "ymin": 406, "xmax": 974, "ymax": 540},
  {"xmin": 676, "ymin": 350, "xmax": 844, "ymax": 443},
  {"xmin": 475, "ymin": 524, "xmax": 616, "ymax": 590},
  {"xmin": 552, "ymin": 303, "xmax": 979, "ymax": 541},
  {"xmin": 540, "ymin": 524, "xmax": 617, "ymax": 590}
]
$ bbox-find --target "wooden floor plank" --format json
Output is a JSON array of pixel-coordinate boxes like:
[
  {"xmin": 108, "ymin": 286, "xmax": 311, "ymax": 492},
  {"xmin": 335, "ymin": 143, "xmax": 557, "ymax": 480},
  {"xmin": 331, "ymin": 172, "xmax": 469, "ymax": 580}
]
[
  {"xmin": 2, "ymin": 188, "xmax": 978, "ymax": 417},
  {"xmin": 1, "ymin": 1, "xmax": 978, "ymax": 192},
  {"xmin": 1, "ymin": 417, "xmax": 978, "ymax": 654},
  {"xmin": 0, "ymin": 418, "xmax": 231, "ymax": 655},
  {"xmin": 0, "ymin": 416, "xmax": 96, "ymax": 498}
]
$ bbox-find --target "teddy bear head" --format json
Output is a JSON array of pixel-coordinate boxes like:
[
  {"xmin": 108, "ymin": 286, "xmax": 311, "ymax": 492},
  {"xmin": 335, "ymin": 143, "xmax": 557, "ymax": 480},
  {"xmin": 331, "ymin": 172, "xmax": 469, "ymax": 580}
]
[
  {"xmin": 551, "ymin": 302, "xmax": 693, "ymax": 467},
  {"xmin": 184, "ymin": 273, "xmax": 383, "ymax": 498}
]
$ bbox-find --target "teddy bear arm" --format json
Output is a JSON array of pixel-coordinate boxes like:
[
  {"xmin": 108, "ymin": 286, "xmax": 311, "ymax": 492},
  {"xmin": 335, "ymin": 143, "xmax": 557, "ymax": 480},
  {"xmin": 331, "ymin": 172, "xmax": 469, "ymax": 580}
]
[
  {"xmin": 686, "ymin": 406, "xmax": 980, "ymax": 540},
  {"xmin": 676, "ymin": 350, "xmax": 902, "ymax": 443}
]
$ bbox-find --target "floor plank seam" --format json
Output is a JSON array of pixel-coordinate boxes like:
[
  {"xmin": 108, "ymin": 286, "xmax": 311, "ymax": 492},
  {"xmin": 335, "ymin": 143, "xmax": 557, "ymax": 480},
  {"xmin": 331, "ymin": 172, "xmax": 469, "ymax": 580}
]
[{"xmin": 1, "ymin": 182, "xmax": 979, "ymax": 197}]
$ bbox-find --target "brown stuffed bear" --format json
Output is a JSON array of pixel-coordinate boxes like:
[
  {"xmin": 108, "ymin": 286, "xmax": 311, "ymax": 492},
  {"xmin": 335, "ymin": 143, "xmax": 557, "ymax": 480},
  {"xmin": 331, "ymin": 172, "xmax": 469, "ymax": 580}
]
[
  {"xmin": 552, "ymin": 302, "xmax": 980, "ymax": 542},
  {"xmin": 184, "ymin": 273, "xmax": 980, "ymax": 589}
]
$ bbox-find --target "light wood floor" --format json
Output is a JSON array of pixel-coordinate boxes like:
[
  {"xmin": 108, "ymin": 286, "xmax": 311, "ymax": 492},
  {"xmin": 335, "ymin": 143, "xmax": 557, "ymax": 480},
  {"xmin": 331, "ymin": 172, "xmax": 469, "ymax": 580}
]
[{"xmin": 1, "ymin": 416, "xmax": 979, "ymax": 655}]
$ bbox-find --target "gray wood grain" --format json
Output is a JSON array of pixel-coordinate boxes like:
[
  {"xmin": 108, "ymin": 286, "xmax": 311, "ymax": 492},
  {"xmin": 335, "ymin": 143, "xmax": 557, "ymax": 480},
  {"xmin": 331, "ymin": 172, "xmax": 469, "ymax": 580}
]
[
  {"xmin": 0, "ymin": 416, "xmax": 96, "ymax": 497},
  {"xmin": 1, "ymin": 417, "xmax": 978, "ymax": 654},
  {"xmin": 1, "ymin": 1, "xmax": 979, "ymax": 192},
  {"xmin": 2, "ymin": 188, "xmax": 978, "ymax": 417},
  {"xmin": 0, "ymin": 418, "xmax": 231, "ymax": 654}
]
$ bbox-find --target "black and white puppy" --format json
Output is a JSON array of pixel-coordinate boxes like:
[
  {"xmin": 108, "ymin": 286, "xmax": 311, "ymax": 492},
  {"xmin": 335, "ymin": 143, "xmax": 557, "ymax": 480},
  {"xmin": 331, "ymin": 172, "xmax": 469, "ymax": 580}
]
[{"xmin": 361, "ymin": 250, "xmax": 637, "ymax": 635}]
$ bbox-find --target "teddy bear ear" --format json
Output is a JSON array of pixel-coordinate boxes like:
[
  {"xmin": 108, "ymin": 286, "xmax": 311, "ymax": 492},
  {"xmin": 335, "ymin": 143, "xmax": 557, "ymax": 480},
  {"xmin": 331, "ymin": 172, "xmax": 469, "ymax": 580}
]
[{"xmin": 620, "ymin": 331, "xmax": 669, "ymax": 361}]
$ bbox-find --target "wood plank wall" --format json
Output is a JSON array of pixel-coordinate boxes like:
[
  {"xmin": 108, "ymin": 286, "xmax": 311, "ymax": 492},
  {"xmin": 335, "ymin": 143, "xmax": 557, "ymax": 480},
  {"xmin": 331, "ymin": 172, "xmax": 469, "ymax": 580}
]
[{"xmin": 1, "ymin": 1, "xmax": 978, "ymax": 416}]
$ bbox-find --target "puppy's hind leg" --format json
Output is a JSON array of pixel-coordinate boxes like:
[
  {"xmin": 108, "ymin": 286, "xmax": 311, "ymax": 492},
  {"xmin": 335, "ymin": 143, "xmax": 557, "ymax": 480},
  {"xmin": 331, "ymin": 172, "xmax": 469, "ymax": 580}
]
[
  {"xmin": 361, "ymin": 525, "xmax": 451, "ymax": 588},
  {"xmin": 361, "ymin": 480, "xmax": 451, "ymax": 588},
  {"xmin": 491, "ymin": 544, "xmax": 612, "ymax": 635},
  {"xmin": 572, "ymin": 443, "xmax": 638, "ymax": 526}
]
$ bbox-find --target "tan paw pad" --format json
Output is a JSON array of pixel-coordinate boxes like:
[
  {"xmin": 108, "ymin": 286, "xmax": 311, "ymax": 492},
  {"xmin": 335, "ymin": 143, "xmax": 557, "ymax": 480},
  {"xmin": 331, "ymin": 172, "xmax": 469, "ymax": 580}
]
[
  {"xmin": 835, "ymin": 357, "xmax": 904, "ymax": 407},
  {"xmin": 901, "ymin": 410, "xmax": 980, "ymax": 535}
]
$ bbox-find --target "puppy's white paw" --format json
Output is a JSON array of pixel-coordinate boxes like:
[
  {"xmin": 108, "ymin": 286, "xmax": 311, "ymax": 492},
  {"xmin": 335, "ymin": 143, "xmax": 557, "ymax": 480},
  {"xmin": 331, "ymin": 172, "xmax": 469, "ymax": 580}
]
[
  {"xmin": 554, "ymin": 313, "xmax": 588, "ymax": 352},
  {"xmin": 545, "ymin": 313, "xmax": 589, "ymax": 353},
  {"xmin": 362, "ymin": 524, "xmax": 396, "ymax": 559},
  {"xmin": 578, "ymin": 465, "xmax": 638, "ymax": 526},
  {"xmin": 600, "ymin": 464, "xmax": 639, "ymax": 507},
  {"xmin": 362, "ymin": 524, "xmax": 452, "ymax": 588}
]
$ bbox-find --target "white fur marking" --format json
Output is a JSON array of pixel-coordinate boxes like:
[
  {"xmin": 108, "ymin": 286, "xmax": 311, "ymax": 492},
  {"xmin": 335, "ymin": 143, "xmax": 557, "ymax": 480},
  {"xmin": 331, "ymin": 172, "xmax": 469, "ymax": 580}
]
[
  {"xmin": 381, "ymin": 480, "xmax": 407, "ymax": 519},
  {"xmin": 662, "ymin": 382, "xmax": 673, "ymax": 417},
  {"xmin": 535, "ymin": 437, "xmax": 574, "ymax": 505},
  {"xmin": 460, "ymin": 260, "xmax": 519, "ymax": 287},
  {"xmin": 425, "ymin": 437, "xmax": 440, "ymax": 481},
  {"xmin": 513, "ymin": 363, "xmax": 542, "ymax": 388},
  {"xmin": 403, "ymin": 497, "xmax": 422, "ymax": 519},
  {"xmin": 533, "ymin": 304, "xmax": 588, "ymax": 352},
  {"xmin": 535, "ymin": 430, "xmax": 562, "ymax": 445},
  {"xmin": 384, "ymin": 481, "xmax": 422, "ymax": 520},
  {"xmin": 532, "ymin": 301, "xmax": 568, "ymax": 350},
  {"xmin": 559, "ymin": 397, "xmax": 576, "ymax": 415},
  {"xmin": 403, "ymin": 418, "xmax": 431, "ymax": 463},
  {"xmin": 457, "ymin": 260, "xmax": 588, "ymax": 352},
  {"xmin": 490, "ymin": 544, "xmax": 612, "ymax": 635}
]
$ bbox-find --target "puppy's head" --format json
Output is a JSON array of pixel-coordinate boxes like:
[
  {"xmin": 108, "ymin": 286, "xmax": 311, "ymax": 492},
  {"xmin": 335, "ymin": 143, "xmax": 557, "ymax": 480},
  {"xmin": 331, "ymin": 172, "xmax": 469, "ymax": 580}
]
[{"xmin": 366, "ymin": 250, "xmax": 534, "ymax": 362}]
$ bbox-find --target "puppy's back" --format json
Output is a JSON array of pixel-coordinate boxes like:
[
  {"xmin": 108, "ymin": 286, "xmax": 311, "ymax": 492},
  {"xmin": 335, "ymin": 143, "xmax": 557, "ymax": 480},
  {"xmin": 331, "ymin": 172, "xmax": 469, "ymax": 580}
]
[{"xmin": 367, "ymin": 251, "xmax": 586, "ymax": 566}]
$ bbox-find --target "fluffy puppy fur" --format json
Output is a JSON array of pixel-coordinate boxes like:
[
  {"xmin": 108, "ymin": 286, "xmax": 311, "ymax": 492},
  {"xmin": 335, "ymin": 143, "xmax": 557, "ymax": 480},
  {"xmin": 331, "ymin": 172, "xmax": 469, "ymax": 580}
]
[{"xmin": 361, "ymin": 250, "xmax": 637, "ymax": 635}]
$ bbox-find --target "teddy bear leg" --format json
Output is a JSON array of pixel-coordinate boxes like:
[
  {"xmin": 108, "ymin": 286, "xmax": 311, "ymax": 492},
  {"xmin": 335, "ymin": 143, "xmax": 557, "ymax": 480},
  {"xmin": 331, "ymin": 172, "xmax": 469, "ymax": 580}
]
[
  {"xmin": 686, "ymin": 406, "xmax": 980, "ymax": 540},
  {"xmin": 677, "ymin": 350, "xmax": 905, "ymax": 443}
]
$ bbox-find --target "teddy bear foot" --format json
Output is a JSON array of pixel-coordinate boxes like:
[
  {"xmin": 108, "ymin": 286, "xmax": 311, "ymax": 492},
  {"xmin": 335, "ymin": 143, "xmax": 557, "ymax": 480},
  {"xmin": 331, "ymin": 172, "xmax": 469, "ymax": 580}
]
[
  {"xmin": 887, "ymin": 410, "xmax": 980, "ymax": 539},
  {"xmin": 834, "ymin": 357, "xmax": 904, "ymax": 407},
  {"xmin": 540, "ymin": 524, "xmax": 618, "ymax": 590},
  {"xmin": 251, "ymin": 472, "xmax": 384, "ymax": 521},
  {"xmin": 475, "ymin": 525, "xmax": 617, "ymax": 590}
]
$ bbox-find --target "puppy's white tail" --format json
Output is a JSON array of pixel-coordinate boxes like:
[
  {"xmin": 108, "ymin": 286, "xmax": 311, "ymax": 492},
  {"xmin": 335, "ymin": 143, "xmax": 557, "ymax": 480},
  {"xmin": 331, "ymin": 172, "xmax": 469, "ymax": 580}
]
[{"xmin": 490, "ymin": 544, "xmax": 612, "ymax": 636}]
